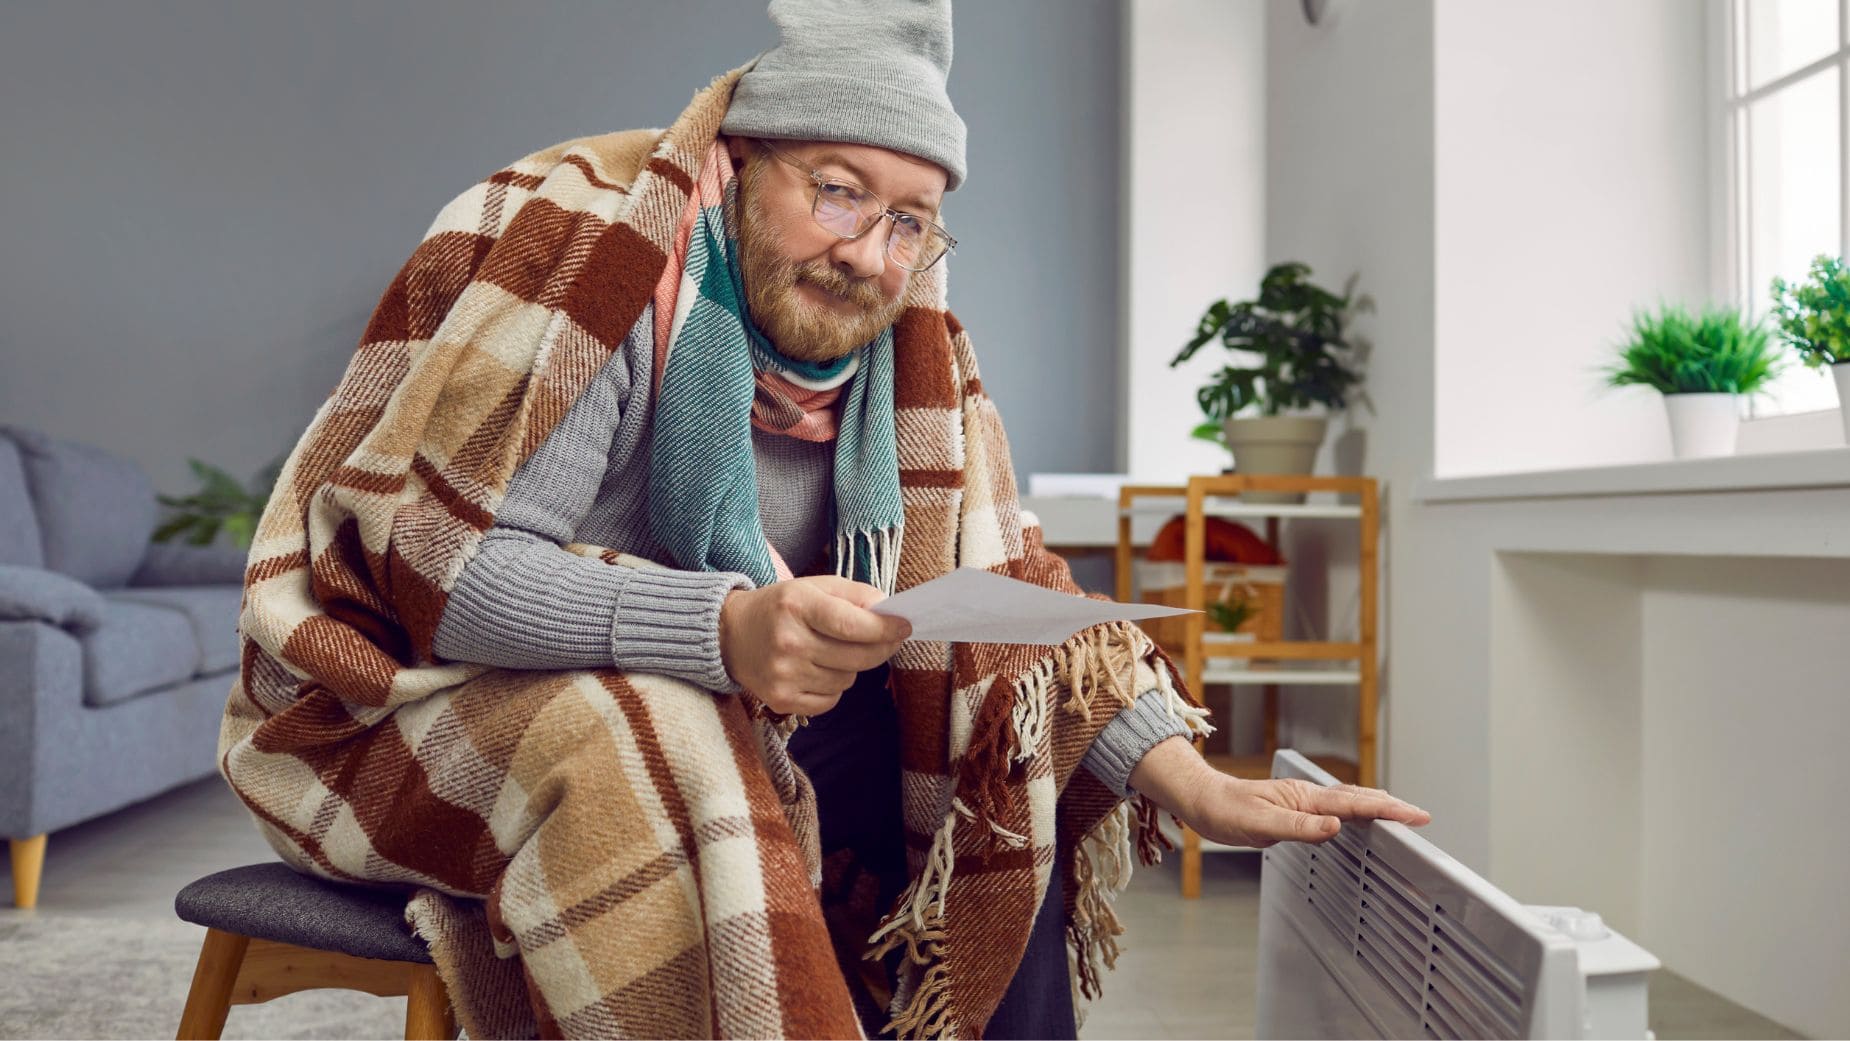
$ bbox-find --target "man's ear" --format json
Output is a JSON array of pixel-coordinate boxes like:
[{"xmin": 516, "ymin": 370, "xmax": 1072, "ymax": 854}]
[{"xmin": 726, "ymin": 136, "xmax": 751, "ymax": 170}]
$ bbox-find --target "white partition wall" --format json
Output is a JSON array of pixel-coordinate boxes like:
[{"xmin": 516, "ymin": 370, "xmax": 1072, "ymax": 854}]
[{"xmin": 1119, "ymin": 0, "xmax": 1268, "ymax": 483}]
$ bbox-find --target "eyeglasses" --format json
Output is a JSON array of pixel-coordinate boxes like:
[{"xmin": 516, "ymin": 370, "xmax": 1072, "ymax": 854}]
[{"xmin": 759, "ymin": 143, "xmax": 957, "ymax": 272}]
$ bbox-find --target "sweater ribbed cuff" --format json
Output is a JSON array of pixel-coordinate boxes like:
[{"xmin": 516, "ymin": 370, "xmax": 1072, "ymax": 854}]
[
  {"xmin": 610, "ymin": 568, "xmax": 755, "ymax": 694},
  {"xmin": 1082, "ymin": 689, "xmax": 1195, "ymax": 798}
]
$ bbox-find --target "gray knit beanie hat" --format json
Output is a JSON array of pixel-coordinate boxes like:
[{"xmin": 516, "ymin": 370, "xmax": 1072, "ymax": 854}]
[{"xmin": 721, "ymin": 0, "xmax": 967, "ymax": 191}]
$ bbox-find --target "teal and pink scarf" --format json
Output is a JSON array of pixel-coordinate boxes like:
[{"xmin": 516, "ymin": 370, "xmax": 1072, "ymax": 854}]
[{"xmin": 648, "ymin": 138, "xmax": 903, "ymax": 589}]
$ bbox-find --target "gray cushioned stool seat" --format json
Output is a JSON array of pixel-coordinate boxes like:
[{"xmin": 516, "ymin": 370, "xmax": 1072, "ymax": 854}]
[{"xmin": 174, "ymin": 862, "xmax": 431, "ymax": 964}]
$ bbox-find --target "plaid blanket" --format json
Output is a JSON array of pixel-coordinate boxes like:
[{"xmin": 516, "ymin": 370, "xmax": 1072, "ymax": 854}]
[{"xmin": 218, "ymin": 68, "xmax": 1205, "ymax": 1039}]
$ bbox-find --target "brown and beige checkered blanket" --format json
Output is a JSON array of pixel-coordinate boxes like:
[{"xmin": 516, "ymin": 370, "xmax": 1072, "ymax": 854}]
[{"xmin": 217, "ymin": 68, "xmax": 1205, "ymax": 1039}]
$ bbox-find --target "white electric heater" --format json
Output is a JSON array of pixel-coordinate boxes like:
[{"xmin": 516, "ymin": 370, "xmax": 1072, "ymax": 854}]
[{"xmin": 1256, "ymin": 751, "xmax": 1660, "ymax": 1039}]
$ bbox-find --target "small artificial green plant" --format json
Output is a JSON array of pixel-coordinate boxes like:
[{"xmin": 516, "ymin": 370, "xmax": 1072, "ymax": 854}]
[
  {"xmin": 1206, "ymin": 594, "xmax": 1255, "ymax": 635},
  {"xmin": 153, "ymin": 457, "xmax": 284, "ymax": 548},
  {"xmin": 1771, "ymin": 254, "xmax": 1850, "ymax": 369},
  {"xmin": 1170, "ymin": 262, "xmax": 1363, "ymax": 442},
  {"xmin": 1605, "ymin": 304, "xmax": 1781, "ymax": 396}
]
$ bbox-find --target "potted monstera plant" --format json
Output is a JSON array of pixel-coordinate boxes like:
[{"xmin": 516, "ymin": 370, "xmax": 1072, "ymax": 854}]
[
  {"xmin": 1170, "ymin": 262, "xmax": 1363, "ymax": 504},
  {"xmin": 1771, "ymin": 253, "xmax": 1850, "ymax": 445},
  {"xmin": 1605, "ymin": 304, "xmax": 1781, "ymax": 459}
]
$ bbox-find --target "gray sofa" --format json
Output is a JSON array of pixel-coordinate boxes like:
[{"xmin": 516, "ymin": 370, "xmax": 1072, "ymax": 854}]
[{"xmin": 0, "ymin": 425, "xmax": 246, "ymax": 908}]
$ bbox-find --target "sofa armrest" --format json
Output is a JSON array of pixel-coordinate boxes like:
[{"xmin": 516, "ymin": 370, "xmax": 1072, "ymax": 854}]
[
  {"xmin": 0, "ymin": 564, "xmax": 106, "ymax": 635},
  {"xmin": 130, "ymin": 542, "xmax": 247, "ymax": 588},
  {"xmin": 0, "ymin": 621, "xmax": 85, "ymax": 836}
]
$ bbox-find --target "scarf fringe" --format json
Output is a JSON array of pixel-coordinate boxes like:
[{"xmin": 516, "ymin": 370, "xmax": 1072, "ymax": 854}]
[{"xmin": 837, "ymin": 525, "xmax": 903, "ymax": 596}]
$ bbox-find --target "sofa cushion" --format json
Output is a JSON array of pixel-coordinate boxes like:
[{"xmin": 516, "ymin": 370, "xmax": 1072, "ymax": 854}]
[
  {"xmin": 0, "ymin": 564, "xmax": 106, "ymax": 635},
  {"xmin": 3, "ymin": 426, "xmax": 155, "ymax": 589},
  {"xmin": 80, "ymin": 596, "xmax": 199, "ymax": 707},
  {"xmin": 112, "ymin": 586, "xmax": 242, "ymax": 674},
  {"xmin": 0, "ymin": 434, "xmax": 44, "ymax": 567}
]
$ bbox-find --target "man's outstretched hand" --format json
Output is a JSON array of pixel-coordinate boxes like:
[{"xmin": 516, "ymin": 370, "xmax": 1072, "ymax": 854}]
[
  {"xmin": 1127, "ymin": 735, "xmax": 1431, "ymax": 848},
  {"xmin": 719, "ymin": 575, "xmax": 911, "ymax": 717}
]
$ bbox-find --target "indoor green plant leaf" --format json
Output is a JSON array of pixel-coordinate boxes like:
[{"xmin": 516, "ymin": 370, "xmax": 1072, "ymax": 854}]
[
  {"xmin": 1207, "ymin": 593, "xmax": 1255, "ymax": 634},
  {"xmin": 1170, "ymin": 261, "xmax": 1363, "ymax": 423},
  {"xmin": 152, "ymin": 453, "xmax": 287, "ymax": 549},
  {"xmin": 1605, "ymin": 304, "xmax": 1782, "ymax": 396},
  {"xmin": 1771, "ymin": 254, "xmax": 1850, "ymax": 369}
]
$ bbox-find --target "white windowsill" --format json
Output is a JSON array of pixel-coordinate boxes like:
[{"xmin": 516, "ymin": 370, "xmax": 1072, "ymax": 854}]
[{"xmin": 1416, "ymin": 445, "xmax": 1850, "ymax": 503}]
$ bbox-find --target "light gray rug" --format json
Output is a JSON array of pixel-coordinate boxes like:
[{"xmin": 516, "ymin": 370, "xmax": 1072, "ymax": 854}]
[{"xmin": 0, "ymin": 914, "xmax": 406, "ymax": 1040}]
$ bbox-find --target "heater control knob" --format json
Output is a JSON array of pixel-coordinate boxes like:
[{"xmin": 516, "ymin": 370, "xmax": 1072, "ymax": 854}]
[{"xmin": 1527, "ymin": 905, "xmax": 1611, "ymax": 942}]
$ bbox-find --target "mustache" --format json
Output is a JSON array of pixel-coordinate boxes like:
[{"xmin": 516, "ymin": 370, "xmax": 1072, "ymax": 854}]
[{"xmin": 792, "ymin": 261, "xmax": 888, "ymax": 310}]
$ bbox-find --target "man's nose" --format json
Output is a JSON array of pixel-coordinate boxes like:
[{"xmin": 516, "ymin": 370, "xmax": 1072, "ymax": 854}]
[{"xmin": 831, "ymin": 220, "xmax": 889, "ymax": 281}]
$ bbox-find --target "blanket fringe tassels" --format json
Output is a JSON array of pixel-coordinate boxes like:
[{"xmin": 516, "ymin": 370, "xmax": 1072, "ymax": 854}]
[
  {"xmin": 868, "ymin": 620, "xmax": 1212, "ymax": 1038},
  {"xmin": 866, "ymin": 805, "xmax": 959, "ymax": 1038},
  {"xmin": 1069, "ymin": 801, "xmax": 1136, "ymax": 1006}
]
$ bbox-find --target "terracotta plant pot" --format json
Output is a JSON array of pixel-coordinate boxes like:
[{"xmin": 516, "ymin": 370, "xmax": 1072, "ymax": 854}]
[{"xmin": 1221, "ymin": 415, "xmax": 1329, "ymax": 503}]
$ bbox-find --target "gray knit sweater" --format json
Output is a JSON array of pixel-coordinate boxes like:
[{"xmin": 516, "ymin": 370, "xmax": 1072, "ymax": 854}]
[{"xmin": 429, "ymin": 304, "xmax": 1187, "ymax": 796}]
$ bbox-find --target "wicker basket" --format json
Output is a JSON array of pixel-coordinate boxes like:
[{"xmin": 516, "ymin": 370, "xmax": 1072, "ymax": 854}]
[{"xmin": 1133, "ymin": 559, "xmax": 1287, "ymax": 654}]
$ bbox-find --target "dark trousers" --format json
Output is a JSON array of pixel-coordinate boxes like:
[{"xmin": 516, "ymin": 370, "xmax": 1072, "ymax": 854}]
[{"xmin": 786, "ymin": 665, "xmax": 1077, "ymax": 1040}]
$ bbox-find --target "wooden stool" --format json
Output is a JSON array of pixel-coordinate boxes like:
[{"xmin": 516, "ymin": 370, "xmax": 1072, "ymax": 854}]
[{"xmin": 172, "ymin": 863, "xmax": 457, "ymax": 1040}]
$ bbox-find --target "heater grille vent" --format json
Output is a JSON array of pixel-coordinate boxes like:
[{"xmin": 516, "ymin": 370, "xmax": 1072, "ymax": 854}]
[{"xmin": 1268, "ymin": 826, "xmax": 1530, "ymax": 1039}]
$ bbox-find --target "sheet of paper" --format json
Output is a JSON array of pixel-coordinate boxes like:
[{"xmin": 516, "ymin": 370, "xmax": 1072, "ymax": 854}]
[{"xmin": 870, "ymin": 567, "xmax": 1196, "ymax": 645}]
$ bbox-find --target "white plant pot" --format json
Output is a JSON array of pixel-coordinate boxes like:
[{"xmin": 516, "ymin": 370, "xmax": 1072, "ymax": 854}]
[
  {"xmin": 1662, "ymin": 393, "xmax": 1740, "ymax": 459},
  {"xmin": 1221, "ymin": 415, "xmax": 1330, "ymax": 504},
  {"xmin": 1834, "ymin": 364, "xmax": 1850, "ymax": 447}
]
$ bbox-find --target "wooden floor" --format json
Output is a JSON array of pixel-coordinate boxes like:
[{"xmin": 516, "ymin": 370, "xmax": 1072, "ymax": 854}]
[{"xmin": 0, "ymin": 778, "xmax": 1808, "ymax": 1040}]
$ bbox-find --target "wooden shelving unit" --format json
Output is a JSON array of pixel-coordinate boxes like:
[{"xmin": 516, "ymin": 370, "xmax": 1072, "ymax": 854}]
[{"xmin": 1114, "ymin": 473, "xmax": 1380, "ymax": 898}]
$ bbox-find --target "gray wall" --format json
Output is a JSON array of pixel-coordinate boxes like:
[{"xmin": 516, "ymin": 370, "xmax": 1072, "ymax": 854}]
[{"xmin": 0, "ymin": 0, "xmax": 1120, "ymax": 498}]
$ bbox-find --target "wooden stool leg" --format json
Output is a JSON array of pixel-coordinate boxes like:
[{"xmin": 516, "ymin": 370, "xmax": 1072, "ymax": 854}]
[
  {"xmin": 1181, "ymin": 825, "xmax": 1203, "ymax": 899},
  {"xmin": 177, "ymin": 928, "xmax": 250, "ymax": 1040},
  {"xmin": 404, "ymin": 963, "xmax": 457, "ymax": 1040},
  {"xmin": 9, "ymin": 834, "xmax": 46, "ymax": 909}
]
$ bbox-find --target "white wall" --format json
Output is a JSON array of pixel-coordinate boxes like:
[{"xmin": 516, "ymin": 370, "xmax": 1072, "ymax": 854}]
[
  {"xmin": 1120, "ymin": 0, "xmax": 1267, "ymax": 482},
  {"xmin": 1639, "ymin": 555, "xmax": 1850, "ymax": 1038},
  {"xmin": 1263, "ymin": 0, "xmax": 1436, "ymax": 782},
  {"xmin": 1488, "ymin": 553, "xmax": 1645, "ymax": 936},
  {"xmin": 1432, "ymin": 0, "xmax": 1713, "ymax": 478}
]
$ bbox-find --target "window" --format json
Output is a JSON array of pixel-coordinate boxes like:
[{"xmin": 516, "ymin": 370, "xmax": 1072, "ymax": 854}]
[{"xmin": 1724, "ymin": 0, "xmax": 1847, "ymax": 416}]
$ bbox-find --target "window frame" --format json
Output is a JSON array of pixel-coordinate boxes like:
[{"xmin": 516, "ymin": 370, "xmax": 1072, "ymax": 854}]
[{"xmin": 1718, "ymin": 0, "xmax": 1850, "ymax": 417}]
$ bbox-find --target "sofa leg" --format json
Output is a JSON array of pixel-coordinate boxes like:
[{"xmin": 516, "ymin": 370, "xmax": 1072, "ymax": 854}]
[{"xmin": 9, "ymin": 834, "xmax": 46, "ymax": 909}]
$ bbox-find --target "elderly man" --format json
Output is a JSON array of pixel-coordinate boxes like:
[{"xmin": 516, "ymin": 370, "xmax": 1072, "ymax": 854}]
[
  {"xmin": 434, "ymin": 2, "xmax": 1426, "ymax": 1032},
  {"xmin": 223, "ymin": 0, "xmax": 1427, "ymax": 1037}
]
